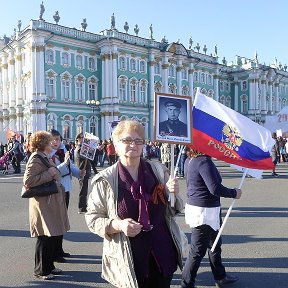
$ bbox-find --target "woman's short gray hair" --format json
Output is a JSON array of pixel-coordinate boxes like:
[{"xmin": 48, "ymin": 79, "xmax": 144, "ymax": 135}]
[{"xmin": 112, "ymin": 120, "xmax": 145, "ymax": 143}]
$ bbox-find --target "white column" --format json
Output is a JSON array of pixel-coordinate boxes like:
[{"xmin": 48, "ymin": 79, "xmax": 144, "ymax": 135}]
[
  {"xmin": 105, "ymin": 54, "xmax": 110, "ymax": 98},
  {"xmin": 213, "ymin": 75, "xmax": 219, "ymax": 101},
  {"xmin": 255, "ymin": 79, "xmax": 259, "ymax": 113},
  {"xmin": 248, "ymin": 79, "xmax": 255, "ymax": 113},
  {"xmin": 8, "ymin": 52, "xmax": 16, "ymax": 108},
  {"xmin": 112, "ymin": 52, "xmax": 118, "ymax": 100},
  {"xmin": 15, "ymin": 47, "xmax": 23, "ymax": 106},
  {"xmin": 234, "ymin": 80, "xmax": 239, "ymax": 111},
  {"xmin": 161, "ymin": 54, "xmax": 169, "ymax": 93},
  {"xmin": 268, "ymin": 80, "xmax": 273, "ymax": 113},
  {"xmin": 261, "ymin": 80, "xmax": 267, "ymax": 113},
  {"xmin": 188, "ymin": 63, "xmax": 194, "ymax": 100},
  {"xmin": 275, "ymin": 83, "xmax": 280, "ymax": 112},
  {"xmin": 101, "ymin": 53, "xmax": 106, "ymax": 99},
  {"xmin": 149, "ymin": 56, "xmax": 155, "ymax": 140},
  {"xmin": 176, "ymin": 60, "xmax": 182, "ymax": 95},
  {"xmin": 1, "ymin": 53, "xmax": 9, "ymax": 109}
]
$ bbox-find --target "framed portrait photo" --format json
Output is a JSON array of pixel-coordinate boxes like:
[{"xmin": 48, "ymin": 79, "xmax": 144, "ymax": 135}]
[{"xmin": 154, "ymin": 93, "xmax": 193, "ymax": 144}]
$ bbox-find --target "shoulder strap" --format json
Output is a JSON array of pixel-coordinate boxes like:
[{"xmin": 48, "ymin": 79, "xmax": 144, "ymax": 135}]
[{"xmin": 34, "ymin": 154, "xmax": 52, "ymax": 168}]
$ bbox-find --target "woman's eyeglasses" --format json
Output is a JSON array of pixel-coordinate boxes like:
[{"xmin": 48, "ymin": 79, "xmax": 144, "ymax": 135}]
[{"xmin": 119, "ymin": 138, "xmax": 145, "ymax": 145}]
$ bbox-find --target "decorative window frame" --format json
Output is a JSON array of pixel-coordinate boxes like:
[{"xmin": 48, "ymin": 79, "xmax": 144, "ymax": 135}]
[
  {"xmin": 47, "ymin": 112, "xmax": 57, "ymax": 131},
  {"xmin": 182, "ymin": 68, "xmax": 188, "ymax": 80},
  {"xmin": 242, "ymin": 80, "xmax": 247, "ymax": 91},
  {"xmin": 130, "ymin": 58, "xmax": 137, "ymax": 72},
  {"xmin": 61, "ymin": 51, "xmax": 70, "ymax": 67},
  {"xmin": 139, "ymin": 60, "xmax": 146, "ymax": 74},
  {"xmin": 118, "ymin": 75, "xmax": 128, "ymax": 102},
  {"xmin": 129, "ymin": 77, "xmax": 138, "ymax": 103},
  {"xmin": 193, "ymin": 71, "xmax": 198, "ymax": 82},
  {"xmin": 61, "ymin": 114, "xmax": 74, "ymax": 141},
  {"xmin": 240, "ymin": 94, "xmax": 248, "ymax": 114},
  {"xmin": 75, "ymin": 54, "xmax": 84, "ymax": 70},
  {"xmin": 168, "ymin": 83, "xmax": 177, "ymax": 94},
  {"xmin": 87, "ymin": 76, "xmax": 99, "ymax": 101},
  {"xmin": 208, "ymin": 74, "xmax": 213, "ymax": 86},
  {"xmin": 45, "ymin": 49, "xmax": 55, "ymax": 65},
  {"xmin": 219, "ymin": 80, "xmax": 224, "ymax": 91},
  {"xmin": 88, "ymin": 56, "xmax": 97, "ymax": 71},
  {"xmin": 226, "ymin": 95, "xmax": 231, "ymax": 107},
  {"xmin": 154, "ymin": 62, "xmax": 161, "ymax": 75},
  {"xmin": 168, "ymin": 65, "xmax": 176, "ymax": 78},
  {"xmin": 45, "ymin": 69, "xmax": 58, "ymax": 100},
  {"xmin": 139, "ymin": 79, "xmax": 148, "ymax": 104},
  {"xmin": 74, "ymin": 74, "xmax": 86, "ymax": 103},
  {"xmin": 200, "ymin": 72, "xmax": 205, "ymax": 84},
  {"xmin": 60, "ymin": 71, "xmax": 72, "ymax": 102},
  {"xmin": 119, "ymin": 56, "xmax": 126, "ymax": 70},
  {"xmin": 182, "ymin": 85, "xmax": 189, "ymax": 96}
]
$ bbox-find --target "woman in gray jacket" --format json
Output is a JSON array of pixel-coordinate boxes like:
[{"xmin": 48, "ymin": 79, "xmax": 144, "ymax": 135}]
[{"xmin": 85, "ymin": 120, "xmax": 185, "ymax": 288}]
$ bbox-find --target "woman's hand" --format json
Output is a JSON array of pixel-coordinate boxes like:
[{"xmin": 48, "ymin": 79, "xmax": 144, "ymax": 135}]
[
  {"xmin": 235, "ymin": 188, "xmax": 242, "ymax": 199},
  {"xmin": 109, "ymin": 218, "xmax": 143, "ymax": 237},
  {"xmin": 64, "ymin": 151, "xmax": 70, "ymax": 165},
  {"xmin": 165, "ymin": 176, "xmax": 179, "ymax": 195}
]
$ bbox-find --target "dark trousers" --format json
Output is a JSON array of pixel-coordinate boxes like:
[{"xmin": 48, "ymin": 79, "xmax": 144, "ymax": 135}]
[
  {"xmin": 11, "ymin": 155, "xmax": 21, "ymax": 173},
  {"xmin": 181, "ymin": 224, "xmax": 226, "ymax": 287},
  {"xmin": 78, "ymin": 176, "xmax": 89, "ymax": 210},
  {"xmin": 34, "ymin": 236, "xmax": 57, "ymax": 276},
  {"xmin": 142, "ymin": 254, "xmax": 173, "ymax": 288}
]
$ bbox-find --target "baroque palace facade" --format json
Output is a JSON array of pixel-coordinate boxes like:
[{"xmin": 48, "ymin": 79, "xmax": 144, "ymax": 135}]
[{"xmin": 1, "ymin": 10, "xmax": 288, "ymax": 141}]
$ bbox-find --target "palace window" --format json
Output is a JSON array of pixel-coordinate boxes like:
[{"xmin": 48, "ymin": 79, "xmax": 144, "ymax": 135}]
[
  {"xmin": 118, "ymin": 76, "xmax": 128, "ymax": 101},
  {"xmin": 130, "ymin": 79, "xmax": 137, "ymax": 102},
  {"xmin": 139, "ymin": 80, "xmax": 147, "ymax": 103},
  {"xmin": 201, "ymin": 73, "xmax": 205, "ymax": 83},
  {"xmin": 226, "ymin": 96, "xmax": 231, "ymax": 107},
  {"xmin": 45, "ymin": 49, "xmax": 54, "ymax": 64},
  {"xmin": 139, "ymin": 60, "xmax": 146, "ymax": 73},
  {"xmin": 168, "ymin": 65, "xmax": 175, "ymax": 78},
  {"xmin": 220, "ymin": 81, "xmax": 224, "ymax": 91},
  {"xmin": 220, "ymin": 95, "xmax": 225, "ymax": 105},
  {"xmin": 154, "ymin": 81, "xmax": 162, "ymax": 93},
  {"xmin": 88, "ymin": 57, "xmax": 96, "ymax": 71},
  {"xmin": 46, "ymin": 78, "xmax": 55, "ymax": 99},
  {"xmin": 182, "ymin": 85, "xmax": 189, "ymax": 95},
  {"xmin": 75, "ymin": 80, "xmax": 85, "ymax": 102},
  {"xmin": 61, "ymin": 52, "xmax": 69, "ymax": 67},
  {"xmin": 88, "ymin": 76, "xmax": 98, "ymax": 101},
  {"xmin": 76, "ymin": 55, "xmax": 83, "ymax": 69},
  {"xmin": 208, "ymin": 74, "xmax": 213, "ymax": 85},
  {"xmin": 119, "ymin": 56, "xmax": 126, "ymax": 70},
  {"xmin": 193, "ymin": 71, "xmax": 198, "ymax": 82},
  {"xmin": 241, "ymin": 95, "xmax": 248, "ymax": 114},
  {"xmin": 169, "ymin": 83, "xmax": 176, "ymax": 94},
  {"xmin": 61, "ymin": 73, "xmax": 72, "ymax": 101},
  {"xmin": 242, "ymin": 81, "xmax": 247, "ymax": 91},
  {"xmin": 130, "ymin": 59, "xmax": 136, "ymax": 72},
  {"xmin": 154, "ymin": 63, "xmax": 160, "ymax": 75},
  {"xmin": 182, "ymin": 69, "xmax": 188, "ymax": 80}
]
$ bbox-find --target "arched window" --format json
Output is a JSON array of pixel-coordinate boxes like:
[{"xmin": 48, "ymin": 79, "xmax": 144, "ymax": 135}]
[
  {"xmin": 182, "ymin": 69, "xmax": 188, "ymax": 80},
  {"xmin": 226, "ymin": 96, "xmax": 231, "ymax": 107},
  {"xmin": 118, "ymin": 76, "xmax": 128, "ymax": 101},
  {"xmin": 193, "ymin": 72, "xmax": 198, "ymax": 82},
  {"xmin": 130, "ymin": 59, "xmax": 136, "ymax": 71},
  {"xmin": 139, "ymin": 80, "xmax": 147, "ymax": 103},
  {"xmin": 45, "ymin": 49, "xmax": 54, "ymax": 64},
  {"xmin": 76, "ymin": 55, "xmax": 83, "ymax": 69},
  {"xmin": 201, "ymin": 73, "xmax": 205, "ymax": 83},
  {"xmin": 220, "ymin": 81, "xmax": 224, "ymax": 91},
  {"xmin": 130, "ymin": 78, "xmax": 138, "ymax": 102},
  {"xmin": 61, "ymin": 73, "xmax": 72, "ymax": 101},
  {"xmin": 61, "ymin": 52, "xmax": 69, "ymax": 66},
  {"xmin": 88, "ymin": 57, "xmax": 96, "ymax": 70},
  {"xmin": 45, "ymin": 70, "xmax": 57, "ymax": 100},
  {"xmin": 168, "ymin": 65, "xmax": 175, "ymax": 77},
  {"xmin": 154, "ymin": 63, "xmax": 160, "ymax": 75},
  {"xmin": 241, "ymin": 95, "xmax": 248, "ymax": 114},
  {"xmin": 208, "ymin": 74, "xmax": 212, "ymax": 86},
  {"xmin": 119, "ymin": 56, "xmax": 126, "ymax": 70},
  {"xmin": 75, "ymin": 75, "xmax": 85, "ymax": 102},
  {"xmin": 47, "ymin": 113, "xmax": 57, "ymax": 131},
  {"xmin": 88, "ymin": 76, "xmax": 98, "ymax": 101},
  {"xmin": 139, "ymin": 60, "xmax": 146, "ymax": 73}
]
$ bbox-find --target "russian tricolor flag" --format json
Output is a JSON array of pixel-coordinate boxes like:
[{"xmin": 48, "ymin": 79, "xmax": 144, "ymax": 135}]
[{"xmin": 191, "ymin": 90, "xmax": 275, "ymax": 170}]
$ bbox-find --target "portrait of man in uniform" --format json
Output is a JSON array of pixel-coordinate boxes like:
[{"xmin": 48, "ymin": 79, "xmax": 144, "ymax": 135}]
[{"xmin": 159, "ymin": 98, "xmax": 188, "ymax": 137}]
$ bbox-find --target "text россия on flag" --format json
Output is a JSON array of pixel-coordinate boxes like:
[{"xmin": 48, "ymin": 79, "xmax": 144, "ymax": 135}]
[{"xmin": 191, "ymin": 91, "xmax": 275, "ymax": 170}]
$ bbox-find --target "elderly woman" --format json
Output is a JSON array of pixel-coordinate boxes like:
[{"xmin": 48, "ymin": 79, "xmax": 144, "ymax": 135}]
[
  {"xmin": 23, "ymin": 131, "xmax": 70, "ymax": 280},
  {"xmin": 85, "ymin": 120, "xmax": 184, "ymax": 288}
]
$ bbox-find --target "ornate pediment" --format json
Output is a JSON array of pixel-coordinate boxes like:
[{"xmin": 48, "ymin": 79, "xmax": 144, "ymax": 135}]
[{"xmin": 166, "ymin": 42, "xmax": 188, "ymax": 56}]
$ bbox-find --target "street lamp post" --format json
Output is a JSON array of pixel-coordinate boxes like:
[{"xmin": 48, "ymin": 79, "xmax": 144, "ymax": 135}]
[{"xmin": 86, "ymin": 99, "xmax": 100, "ymax": 136}]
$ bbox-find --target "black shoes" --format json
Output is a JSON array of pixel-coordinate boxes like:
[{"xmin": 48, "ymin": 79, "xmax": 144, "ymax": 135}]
[
  {"xmin": 62, "ymin": 252, "xmax": 71, "ymax": 258},
  {"xmin": 215, "ymin": 274, "xmax": 239, "ymax": 287},
  {"xmin": 271, "ymin": 172, "xmax": 279, "ymax": 177},
  {"xmin": 54, "ymin": 257, "xmax": 66, "ymax": 263}
]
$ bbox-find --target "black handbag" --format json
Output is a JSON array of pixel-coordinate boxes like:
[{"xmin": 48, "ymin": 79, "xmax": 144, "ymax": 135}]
[{"xmin": 21, "ymin": 155, "xmax": 59, "ymax": 198}]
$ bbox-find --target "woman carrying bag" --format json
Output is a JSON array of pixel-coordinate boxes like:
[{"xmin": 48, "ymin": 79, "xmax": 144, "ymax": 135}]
[{"xmin": 23, "ymin": 131, "xmax": 70, "ymax": 280}]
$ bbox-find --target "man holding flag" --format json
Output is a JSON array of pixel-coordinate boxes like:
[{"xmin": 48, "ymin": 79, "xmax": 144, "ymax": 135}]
[{"xmin": 181, "ymin": 89, "xmax": 275, "ymax": 288}]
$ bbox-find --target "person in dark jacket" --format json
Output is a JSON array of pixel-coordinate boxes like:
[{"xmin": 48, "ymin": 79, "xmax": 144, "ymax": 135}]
[
  {"xmin": 181, "ymin": 150, "xmax": 242, "ymax": 288},
  {"xmin": 74, "ymin": 133, "xmax": 92, "ymax": 214}
]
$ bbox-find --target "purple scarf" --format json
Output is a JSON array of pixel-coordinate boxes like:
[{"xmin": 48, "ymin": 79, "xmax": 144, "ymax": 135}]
[{"xmin": 118, "ymin": 161, "xmax": 152, "ymax": 231}]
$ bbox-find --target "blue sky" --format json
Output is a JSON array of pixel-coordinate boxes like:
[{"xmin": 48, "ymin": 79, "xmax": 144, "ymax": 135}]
[{"xmin": 1, "ymin": 0, "xmax": 287, "ymax": 66}]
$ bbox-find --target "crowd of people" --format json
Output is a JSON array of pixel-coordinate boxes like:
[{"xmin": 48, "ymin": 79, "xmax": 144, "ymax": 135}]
[{"xmin": 0, "ymin": 125, "xmax": 285, "ymax": 286}]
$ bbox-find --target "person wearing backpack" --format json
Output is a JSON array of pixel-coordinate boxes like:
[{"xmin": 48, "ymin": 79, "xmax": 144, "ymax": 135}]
[{"xmin": 8, "ymin": 134, "xmax": 25, "ymax": 174}]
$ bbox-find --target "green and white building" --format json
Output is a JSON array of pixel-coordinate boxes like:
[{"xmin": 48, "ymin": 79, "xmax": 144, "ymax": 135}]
[{"xmin": 1, "ymin": 12, "xmax": 288, "ymax": 140}]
